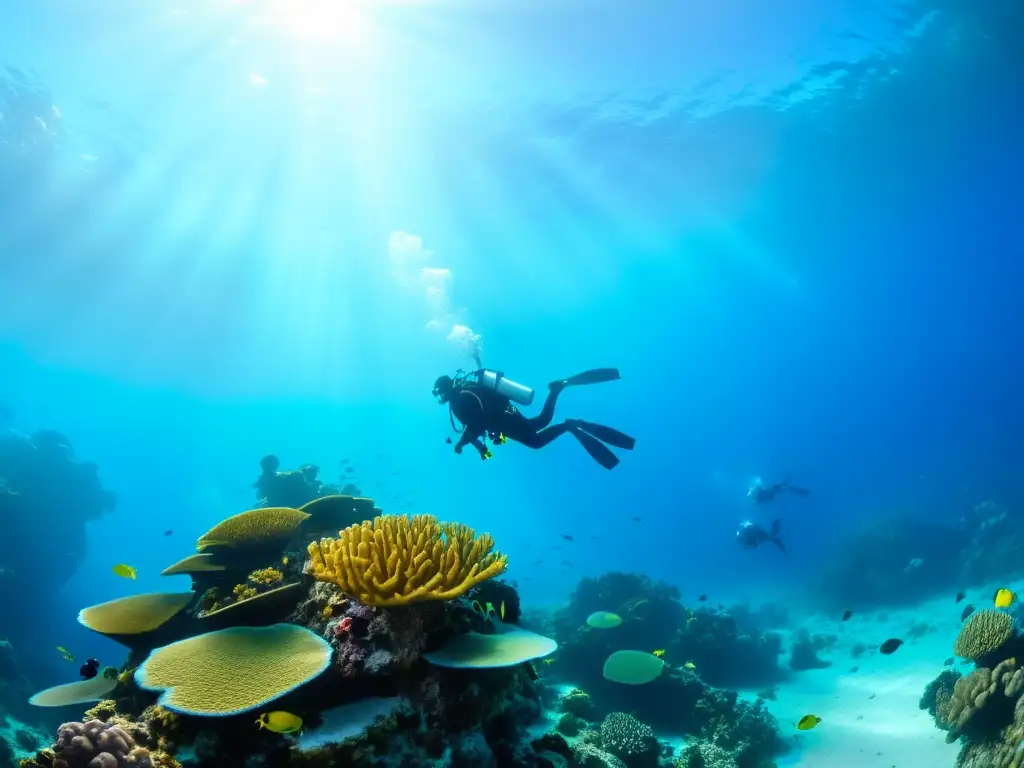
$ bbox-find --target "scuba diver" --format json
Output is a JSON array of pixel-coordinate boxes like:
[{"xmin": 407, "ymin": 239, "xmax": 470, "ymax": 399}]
[
  {"xmin": 433, "ymin": 367, "xmax": 636, "ymax": 470},
  {"xmin": 747, "ymin": 475, "xmax": 809, "ymax": 505},
  {"xmin": 737, "ymin": 519, "xmax": 786, "ymax": 553}
]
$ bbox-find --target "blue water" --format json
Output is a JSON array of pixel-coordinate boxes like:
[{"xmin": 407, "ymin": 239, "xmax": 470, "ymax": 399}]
[{"xmin": 1, "ymin": 0, "xmax": 1021, "ymax": 710}]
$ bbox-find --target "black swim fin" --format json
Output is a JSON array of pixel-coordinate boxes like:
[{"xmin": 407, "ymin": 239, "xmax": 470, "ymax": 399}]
[
  {"xmin": 570, "ymin": 426, "xmax": 620, "ymax": 470},
  {"xmin": 560, "ymin": 368, "xmax": 622, "ymax": 387},
  {"xmin": 576, "ymin": 421, "xmax": 636, "ymax": 451}
]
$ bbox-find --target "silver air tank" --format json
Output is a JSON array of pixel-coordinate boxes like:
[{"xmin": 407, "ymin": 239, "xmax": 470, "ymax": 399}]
[{"xmin": 477, "ymin": 370, "xmax": 535, "ymax": 406}]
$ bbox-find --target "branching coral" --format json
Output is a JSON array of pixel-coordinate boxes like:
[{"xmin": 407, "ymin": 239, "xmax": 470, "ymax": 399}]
[
  {"xmin": 307, "ymin": 514, "xmax": 508, "ymax": 606},
  {"xmin": 955, "ymin": 610, "xmax": 1016, "ymax": 661},
  {"xmin": 598, "ymin": 712, "xmax": 660, "ymax": 766}
]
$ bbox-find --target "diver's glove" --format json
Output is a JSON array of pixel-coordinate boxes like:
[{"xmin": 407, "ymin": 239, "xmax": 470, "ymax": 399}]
[{"xmin": 482, "ymin": 450, "xmax": 493, "ymax": 461}]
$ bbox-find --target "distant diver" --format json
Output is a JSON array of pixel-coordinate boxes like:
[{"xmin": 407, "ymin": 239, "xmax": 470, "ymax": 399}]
[
  {"xmin": 433, "ymin": 366, "xmax": 636, "ymax": 470},
  {"xmin": 737, "ymin": 519, "xmax": 786, "ymax": 552},
  {"xmin": 747, "ymin": 475, "xmax": 809, "ymax": 505}
]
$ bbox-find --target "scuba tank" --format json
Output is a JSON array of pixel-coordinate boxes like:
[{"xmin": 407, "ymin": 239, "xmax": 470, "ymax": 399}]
[{"xmin": 474, "ymin": 369, "xmax": 535, "ymax": 406}]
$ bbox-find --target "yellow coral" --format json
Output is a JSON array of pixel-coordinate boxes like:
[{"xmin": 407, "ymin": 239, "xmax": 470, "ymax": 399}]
[
  {"xmin": 954, "ymin": 610, "xmax": 1015, "ymax": 660},
  {"xmin": 248, "ymin": 567, "xmax": 284, "ymax": 586},
  {"xmin": 196, "ymin": 507, "xmax": 311, "ymax": 551},
  {"xmin": 83, "ymin": 699, "xmax": 118, "ymax": 721},
  {"xmin": 307, "ymin": 514, "xmax": 508, "ymax": 606},
  {"xmin": 135, "ymin": 624, "xmax": 332, "ymax": 715},
  {"xmin": 232, "ymin": 584, "xmax": 258, "ymax": 600},
  {"xmin": 78, "ymin": 593, "xmax": 194, "ymax": 636},
  {"xmin": 322, "ymin": 605, "xmax": 334, "ymax": 618}
]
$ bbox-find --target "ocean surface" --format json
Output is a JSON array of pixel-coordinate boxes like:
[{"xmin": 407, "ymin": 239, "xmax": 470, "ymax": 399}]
[{"xmin": 1, "ymin": 1, "xmax": 1022, "ymax": 767}]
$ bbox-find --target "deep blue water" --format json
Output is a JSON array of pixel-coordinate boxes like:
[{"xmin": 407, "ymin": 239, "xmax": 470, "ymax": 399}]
[{"xmin": 1, "ymin": 0, "xmax": 1022, "ymax": 686}]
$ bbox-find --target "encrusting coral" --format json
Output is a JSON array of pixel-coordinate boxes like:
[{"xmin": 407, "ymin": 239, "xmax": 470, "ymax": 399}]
[
  {"xmin": 307, "ymin": 514, "xmax": 508, "ymax": 606},
  {"xmin": 954, "ymin": 610, "xmax": 1015, "ymax": 661}
]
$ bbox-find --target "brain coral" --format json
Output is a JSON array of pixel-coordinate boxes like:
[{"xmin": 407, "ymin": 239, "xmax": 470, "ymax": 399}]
[
  {"xmin": 197, "ymin": 507, "xmax": 310, "ymax": 551},
  {"xmin": 599, "ymin": 712, "xmax": 659, "ymax": 763},
  {"xmin": 954, "ymin": 610, "xmax": 1015, "ymax": 661},
  {"xmin": 135, "ymin": 623, "xmax": 332, "ymax": 716},
  {"xmin": 940, "ymin": 657, "xmax": 1021, "ymax": 743},
  {"xmin": 50, "ymin": 719, "xmax": 172, "ymax": 768}
]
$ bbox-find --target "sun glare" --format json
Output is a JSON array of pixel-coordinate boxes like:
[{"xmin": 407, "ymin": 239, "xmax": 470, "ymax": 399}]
[{"xmin": 248, "ymin": 0, "xmax": 374, "ymax": 45}]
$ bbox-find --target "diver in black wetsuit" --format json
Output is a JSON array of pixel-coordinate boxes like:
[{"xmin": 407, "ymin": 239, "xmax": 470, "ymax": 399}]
[
  {"xmin": 747, "ymin": 476, "xmax": 809, "ymax": 505},
  {"xmin": 433, "ymin": 368, "xmax": 636, "ymax": 470}
]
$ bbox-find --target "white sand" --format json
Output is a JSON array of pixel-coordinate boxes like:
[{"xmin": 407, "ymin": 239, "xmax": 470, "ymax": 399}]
[{"xmin": 762, "ymin": 580, "xmax": 1024, "ymax": 768}]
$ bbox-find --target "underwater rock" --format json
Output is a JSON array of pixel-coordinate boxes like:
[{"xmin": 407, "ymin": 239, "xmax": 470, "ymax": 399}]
[{"xmin": 789, "ymin": 629, "xmax": 834, "ymax": 671}]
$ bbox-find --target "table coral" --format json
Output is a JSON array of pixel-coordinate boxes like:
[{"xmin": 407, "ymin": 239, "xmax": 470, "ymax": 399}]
[{"xmin": 307, "ymin": 514, "xmax": 507, "ymax": 606}]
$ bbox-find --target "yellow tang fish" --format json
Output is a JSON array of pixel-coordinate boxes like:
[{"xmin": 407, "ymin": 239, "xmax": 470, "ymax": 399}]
[
  {"xmin": 112, "ymin": 564, "xmax": 137, "ymax": 580},
  {"xmin": 500, "ymin": 601, "xmax": 506, "ymax": 621},
  {"xmin": 256, "ymin": 711, "xmax": 303, "ymax": 734},
  {"xmin": 995, "ymin": 588, "xmax": 1017, "ymax": 609},
  {"xmin": 56, "ymin": 646, "xmax": 73, "ymax": 662},
  {"xmin": 797, "ymin": 714, "xmax": 821, "ymax": 731},
  {"xmin": 683, "ymin": 662, "xmax": 696, "ymax": 671},
  {"xmin": 652, "ymin": 649, "xmax": 666, "ymax": 658}
]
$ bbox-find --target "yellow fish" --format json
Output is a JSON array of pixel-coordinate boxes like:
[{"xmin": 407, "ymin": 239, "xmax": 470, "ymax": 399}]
[
  {"xmin": 281, "ymin": 556, "xmax": 290, "ymax": 566},
  {"xmin": 543, "ymin": 658, "xmax": 555, "ymax": 665},
  {"xmin": 500, "ymin": 601, "xmax": 506, "ymax": 621},
  {"xmin": 797, "ymin": 714, "xmax": 821, "ymax": 731},
  {"xmin": 255, "ymin": 711, "xmax": 303, "ymax": 734},
  {"xmin": 995, "ymin": 588, "xmax": 1016, "ymax": 609},
  {"xmin": 112, "ymin": 564, "xmax": 137, "ymax": 580},
  {"xmin": 56, "ymin": 646, "xmax": 73, "ymax": 662},
  {"xmin": 652, "ymin": 649, "xmax": 666, "ymax": 658},
  {"xmin": 683, "ymin": 662, "xmax": 696, "ymax": 671}
]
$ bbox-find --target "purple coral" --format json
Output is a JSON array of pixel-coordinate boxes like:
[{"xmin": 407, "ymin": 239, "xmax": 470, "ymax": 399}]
[
  {"xmin": 53, "ymin": 720, "xmax": 160, "ymax": 768},
  {"xmin": 323, "ymin": 598, "xmax": 442, "ymax": 678}
]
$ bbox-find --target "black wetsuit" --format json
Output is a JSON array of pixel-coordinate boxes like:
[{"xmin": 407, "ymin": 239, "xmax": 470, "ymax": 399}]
[{"xmin": 450, "ymin": 382, "xmax": 568, "ymax": 458}]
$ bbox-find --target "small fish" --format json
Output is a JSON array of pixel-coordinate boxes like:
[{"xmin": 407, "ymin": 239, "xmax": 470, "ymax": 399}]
[
  {"xmin": 445, "ymin": 437, "xmax": 453, "ymax": 444},
  {"xmin": 543, "ymin": 658, "xmax": 555, "ymax": 665},
  {"xmin": 698, "ymin": 594, "xmax": 707, "ymax": 602},
  {"xmin": 955, "ymin": 591, "xmax": 966, "ymax": 603},
  {"xmin": 79, "ymin": 658, "xmax": 100, "ymax": 679},
  {"xmin": 500, "ymin": 601, "xmax": 506, "ymax": 621},
  {"xmin": 796, "ymin": 714, "xmax": 821, "ymax": 731},
  {"xmin": 652, "ymin": 649, "xmax": 665, "ymax": 658},
  {"xmin": 683, "ymin": 661, "xmax": 696, "ymax": 671},
  {"xmin": 281, "ymin": 556, "xmax": 290, "ymax": 566},
  {"xmin": 255, "ymin": 711, "xmax": 303, "ymax": 734},
  {"xmin": 561, "ymin": 534, "xmax": 574, "ymax": 542},
  {"xmin": 163, "ymin": 530, "xmax": 173, "ymax": 537},
  {"xmin": 961, "ymin": 605, "xmax": 976, "ymax": 622},
  {"xmin": 879, "ymin": 638, "xmax": 903, "ymax": 655},
  {"xmin": 632, "ymin": 516, "xmax": 642, "ymax": 522},
  {"xmin": 841, "ymin": 609, "xmax": 853, "ymax": 622},
  {"xmin": 994, "ymin": 588, "xmax": 1016, "ymax": 609},
  {"xmin": 112, "ymin": 564, "xmax": 137, "ymax": 580},
  {"xmin": 56, "ymin": 646, "xmax": 73, "ymax": 662},
  {"xmin": 341, "ymin": 458, "xmax": 350, "ymax": 464},
  {"xmin": 943, "ymin": 657, "xmax": 955, "ymax": 666},
  {"xmin": 849, "ymin": 666, "xmax": 859, "ymax": 673}
]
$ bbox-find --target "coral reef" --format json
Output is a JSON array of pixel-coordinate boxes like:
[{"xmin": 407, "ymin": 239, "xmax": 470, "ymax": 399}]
[
  {"xmin": 817, "ymin": 500, "xmax": 1024, "ymax": 611},
  {"xmin": 954, "ymin": 610, "xmax": 1015, "ymax": 663},
  {"xmin": 308, "ymin": 515, "xmax": 508, "ymax": 605},
  {"xmin": 551, "ymin": 572, "xmax": 783, "ymax": 692},
  {"xmin": 598, "ymin": 713, "xmax": 660, "ymax": 767},
  {"xmin": 0, "ymin": 428, "xmax": 115, "ymax": 662}
]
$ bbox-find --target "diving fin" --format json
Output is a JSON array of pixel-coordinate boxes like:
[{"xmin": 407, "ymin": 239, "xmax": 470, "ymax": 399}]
[
  {"xmin": 560, "ymin": 368, "xmax": 622, "ymax": 387},
  {"xmin": 570, "ymin": 427, "xmax": 620, "ymax": 470},
  {"xmin": 576, "ymin": 421, "xmax": 636, "ymax": 451}
]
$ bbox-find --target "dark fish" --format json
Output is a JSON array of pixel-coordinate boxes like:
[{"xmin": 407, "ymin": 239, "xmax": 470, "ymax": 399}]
[
  {"xmin": 632, "ymin": 516, "xmax": 642, "ymax": 522},
  {"xmin": 590, "ymin": 536, "xmax": 598, "ymax": 540},
  {"xmin": 391, "ymin": 471, "xmax": 400, "ymax": 476},
  {"xmin": 961, "ymin": 605, "xmax": 975, "ymax": 622},
  {"xmin": 955, "ymin": 591, "xmax": 966, "ymax": 603},
  {"xmin": 561, "ymin": 534, "xmax": 574, "ymax": 542},
  {"xmin": 879, "ymin": 638, "xmax": 903, "ymax": 655},
  {"xmin": 698, "ymin": 594, "xmax": 707, "ymax": 602},
  {"xmin": 849, "ymin": 666, "xmax": 859, "ymax": 673},
  {"xmin": 943, "ymin": 657, "xmax": 955, "ymax": 666},
  {"xmin": 79, "ymin": 658, "xmax": 100, "ymax": 679},
  {"xmin": 163, "ymin": 529, "xmax": 173, "ymax": 537},
  {"xmin": 842, "ymin": 609, "xmax": 853, "ymax": 622},
  {"xmin": 445, "ymin": 437, "xmax": 453, "ymax": 444}
]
